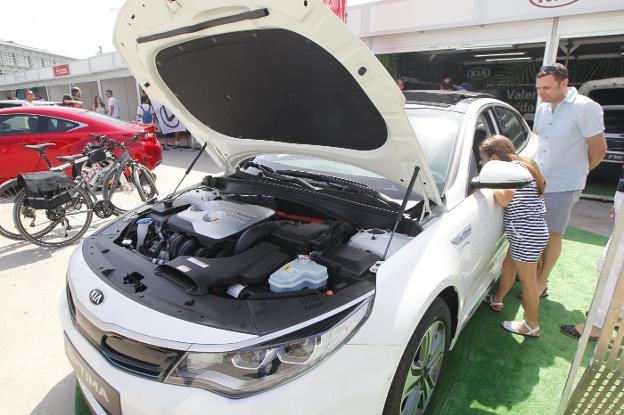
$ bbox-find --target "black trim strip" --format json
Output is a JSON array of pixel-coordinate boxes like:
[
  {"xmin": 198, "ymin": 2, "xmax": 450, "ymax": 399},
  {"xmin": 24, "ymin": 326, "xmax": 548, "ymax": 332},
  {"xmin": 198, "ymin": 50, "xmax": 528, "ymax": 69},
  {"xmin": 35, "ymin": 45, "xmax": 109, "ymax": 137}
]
[{"xmin": 136, "ymin": 8, "xmax": 270, "ymax": 44}]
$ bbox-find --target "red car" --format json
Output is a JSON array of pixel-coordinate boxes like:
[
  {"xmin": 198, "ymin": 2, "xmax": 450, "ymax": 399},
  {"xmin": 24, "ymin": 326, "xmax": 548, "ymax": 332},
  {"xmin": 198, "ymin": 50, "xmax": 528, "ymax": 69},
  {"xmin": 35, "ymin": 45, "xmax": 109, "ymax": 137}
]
[{"xmin": 0, "ymin": 106, "xmax": 162, "ymax": 183}]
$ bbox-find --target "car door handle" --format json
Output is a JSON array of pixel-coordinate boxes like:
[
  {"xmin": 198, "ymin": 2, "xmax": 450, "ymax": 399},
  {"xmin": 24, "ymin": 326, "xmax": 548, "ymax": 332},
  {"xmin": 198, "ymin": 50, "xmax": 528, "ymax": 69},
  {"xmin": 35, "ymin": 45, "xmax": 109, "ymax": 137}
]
[{"xmin": 451, "ymin": 225, "xmax": 472, "ymax": 245}]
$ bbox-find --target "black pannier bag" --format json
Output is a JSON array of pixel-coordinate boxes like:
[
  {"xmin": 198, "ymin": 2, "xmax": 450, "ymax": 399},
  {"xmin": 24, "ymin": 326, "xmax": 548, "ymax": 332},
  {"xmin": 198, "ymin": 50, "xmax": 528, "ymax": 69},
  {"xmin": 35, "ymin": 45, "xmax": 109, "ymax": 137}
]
[{"xmin": 17, "ymin": 171, "xmax": 73, "ymax": 209}]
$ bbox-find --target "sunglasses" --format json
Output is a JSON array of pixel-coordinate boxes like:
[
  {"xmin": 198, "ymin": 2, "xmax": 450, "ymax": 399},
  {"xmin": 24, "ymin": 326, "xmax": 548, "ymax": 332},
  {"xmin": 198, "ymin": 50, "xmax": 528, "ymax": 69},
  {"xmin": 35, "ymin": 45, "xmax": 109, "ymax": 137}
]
[{"xmin": 539, "ymin": 65, "xmax": 568, "ymax": 76}]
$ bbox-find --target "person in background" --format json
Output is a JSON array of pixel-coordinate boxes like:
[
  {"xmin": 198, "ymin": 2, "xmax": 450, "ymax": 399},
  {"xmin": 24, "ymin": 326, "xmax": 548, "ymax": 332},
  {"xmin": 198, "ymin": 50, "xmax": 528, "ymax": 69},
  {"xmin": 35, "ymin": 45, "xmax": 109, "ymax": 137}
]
[
  {"xmin": 71, "ymin": 86, "xmax": 81, "ymax": 100},
  {"xmin": 92, "ymin": 96, "xmax": 106, "ymax": 114},
  {"xmin": 440, "ymin": 77, "xmax": 456, "ymax": 91},
  {"xmin": 106, "ymin": 89, "xmax": 120, "ymax": 119},
  {"xmin": 23, "ymin": 90, "xmax": 35, "ymax": 106},
  {"xmin": 481, "ymin": 135, "xmax": 549, "ymax": 338},
  {"xmin": 560, "ymin": 171, "xmax": 624, "ymax": 341},
  {"xmin": 396, "ymin": 79, "xmax": 405, "ymax": 91},
  {"xmin": 136, "ymin": 95, "xmax": 156, "ymax": 125},
  {"xmin": 60, "ymin": 94, "xmax": 80, "ymax": 108},
  {"xmin": 529, "ymin": 63, "xmax": 607, "ymax": 300}
]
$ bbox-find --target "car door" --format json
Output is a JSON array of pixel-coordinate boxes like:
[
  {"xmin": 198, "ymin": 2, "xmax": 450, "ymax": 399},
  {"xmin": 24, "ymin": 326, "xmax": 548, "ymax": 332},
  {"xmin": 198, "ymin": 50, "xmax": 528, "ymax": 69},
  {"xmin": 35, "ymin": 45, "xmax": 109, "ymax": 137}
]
[
  {"xmin": 452, "ymin": 107, "xmax": 508, "ymax": 325},
  {"xmin": 0, "ymin": 113, "xmax": 42, "ymax": 181}
]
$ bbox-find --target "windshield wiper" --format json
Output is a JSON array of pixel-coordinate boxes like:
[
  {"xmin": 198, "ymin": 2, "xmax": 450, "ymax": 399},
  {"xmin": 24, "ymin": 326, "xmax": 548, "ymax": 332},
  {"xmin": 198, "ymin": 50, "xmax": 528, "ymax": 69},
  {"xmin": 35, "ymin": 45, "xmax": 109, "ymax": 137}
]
[
  {"xmin": 274, "ymin": 169, "xmax": 401, "ymax": 210},
  {"xmin": 239, "ymin": 162, "xmax": 319, "ymax": 191}
]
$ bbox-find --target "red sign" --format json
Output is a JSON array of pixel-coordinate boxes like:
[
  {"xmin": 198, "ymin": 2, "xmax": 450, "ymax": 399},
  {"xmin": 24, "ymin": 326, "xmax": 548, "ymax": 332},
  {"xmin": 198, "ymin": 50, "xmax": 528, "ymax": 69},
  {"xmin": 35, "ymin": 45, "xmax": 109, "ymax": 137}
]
[
  {"xmin": 322, "ymin": 0, "xmax": 346, "ymax": 21},
  {"xmin": 529, "ymin": 0, "xmax": 579, "ymax": 8},
  {"xmin": 53, "ymin": 64, "xmax": 70, "ymax": 77}
]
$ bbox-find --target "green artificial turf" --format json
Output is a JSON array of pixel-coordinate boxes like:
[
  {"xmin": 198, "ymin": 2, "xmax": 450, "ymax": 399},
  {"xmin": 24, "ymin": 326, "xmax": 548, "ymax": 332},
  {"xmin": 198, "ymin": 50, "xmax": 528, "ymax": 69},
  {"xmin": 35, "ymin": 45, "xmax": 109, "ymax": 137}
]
[
  {"xmin": 429, "ymin": 226, "xmax": 609, "ymax": 415},
  {"xmin": 75, "ymin": 227, "xmax": 609, "ymax": 415}
]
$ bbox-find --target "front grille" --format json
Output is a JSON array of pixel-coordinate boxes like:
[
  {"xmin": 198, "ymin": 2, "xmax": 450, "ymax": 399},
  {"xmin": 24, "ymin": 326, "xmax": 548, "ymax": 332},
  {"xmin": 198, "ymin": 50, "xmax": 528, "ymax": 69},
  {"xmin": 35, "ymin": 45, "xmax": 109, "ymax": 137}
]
[{"xmin": 66, "ymin": 284, "xmax": 182, "ymax": 380}]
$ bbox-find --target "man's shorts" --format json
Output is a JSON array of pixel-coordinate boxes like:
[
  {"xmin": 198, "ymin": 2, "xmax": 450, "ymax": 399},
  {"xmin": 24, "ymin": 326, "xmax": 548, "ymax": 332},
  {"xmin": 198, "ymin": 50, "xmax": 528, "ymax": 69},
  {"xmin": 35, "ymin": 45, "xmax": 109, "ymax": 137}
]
[{"xmin": 544, "ymin": 190, "xmax": 582, "ymax": 234}]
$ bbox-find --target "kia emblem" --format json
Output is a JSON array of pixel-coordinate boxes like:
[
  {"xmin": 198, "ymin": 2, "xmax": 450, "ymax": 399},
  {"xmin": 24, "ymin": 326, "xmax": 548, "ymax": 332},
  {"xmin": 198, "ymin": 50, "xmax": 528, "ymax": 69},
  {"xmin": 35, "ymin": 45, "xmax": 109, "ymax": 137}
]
[{"xmin": 89, "ymin": 289, "xmax": 105, "ymax": 305}]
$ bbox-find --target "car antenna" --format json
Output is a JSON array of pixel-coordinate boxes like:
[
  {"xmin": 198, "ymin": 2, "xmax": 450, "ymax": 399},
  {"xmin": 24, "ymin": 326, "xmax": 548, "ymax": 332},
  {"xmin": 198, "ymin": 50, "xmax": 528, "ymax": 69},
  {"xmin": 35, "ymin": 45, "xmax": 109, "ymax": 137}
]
[
  {"xmin": 382, "ymin": 165, "xmax": 420, "ymax": 260},
  {"xmin": 163, "ymin": 142, "xmax": 208, "ymax": 207}
]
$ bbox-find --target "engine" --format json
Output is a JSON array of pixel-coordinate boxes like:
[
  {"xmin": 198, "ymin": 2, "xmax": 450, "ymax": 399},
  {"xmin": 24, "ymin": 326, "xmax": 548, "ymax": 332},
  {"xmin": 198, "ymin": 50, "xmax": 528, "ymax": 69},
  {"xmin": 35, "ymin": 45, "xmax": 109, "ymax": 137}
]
[{"xmin": 117, "ymin": 196, "xmax": 411, "ymax": 300}]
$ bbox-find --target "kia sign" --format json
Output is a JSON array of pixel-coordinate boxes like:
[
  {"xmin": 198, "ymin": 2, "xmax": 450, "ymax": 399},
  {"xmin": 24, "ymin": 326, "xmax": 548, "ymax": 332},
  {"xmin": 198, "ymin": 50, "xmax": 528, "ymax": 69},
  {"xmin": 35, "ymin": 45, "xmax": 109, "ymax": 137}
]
[
  {"xmin": 89, "ymin": 289, "xmax": 105, "ymax": 305},
  {"xmin": 53, "ymin": 64, "xmax": 70, "ymax": 77},
  {"xmin": 530, "ymin": 0, "xmax": 579, "ymax": 7},
  {"xmin": 467, "ymin": 67, "xmax": 492, "ymax": 81}
]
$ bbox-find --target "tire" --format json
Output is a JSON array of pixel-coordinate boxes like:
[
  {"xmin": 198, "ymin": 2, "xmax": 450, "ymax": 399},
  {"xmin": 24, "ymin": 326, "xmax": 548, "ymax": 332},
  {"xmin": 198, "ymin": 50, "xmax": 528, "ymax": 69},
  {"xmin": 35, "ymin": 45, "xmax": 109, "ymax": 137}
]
[
  {"xmin": 103, "ymin": 162, "xmax": 157, "ymax": 215},
  {"xmin": 0, "ymin": 179, "xmax": 23, "ymax": 240},
  {"xmin": 12, "ymin": 184, "xmax": 94, "ymax": 248},
  {"xmin": 383, "ymin": 298, "xmax": 452, "ymax": 415},
  {"xmin": 132, "ymin": 164, "xmax": 158, "ymax": 201}
]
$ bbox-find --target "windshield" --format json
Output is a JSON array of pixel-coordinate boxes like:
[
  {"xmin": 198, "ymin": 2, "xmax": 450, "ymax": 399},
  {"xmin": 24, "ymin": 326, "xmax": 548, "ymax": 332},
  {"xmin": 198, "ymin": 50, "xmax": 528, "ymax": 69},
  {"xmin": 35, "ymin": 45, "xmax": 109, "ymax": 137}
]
[
  {"xmin": 406, "ymin": 108, "xmax": 462, "ymax": 192},
  {"xmin": 250, "ymin": 154, "xmax": 423, "ymax": 203}
]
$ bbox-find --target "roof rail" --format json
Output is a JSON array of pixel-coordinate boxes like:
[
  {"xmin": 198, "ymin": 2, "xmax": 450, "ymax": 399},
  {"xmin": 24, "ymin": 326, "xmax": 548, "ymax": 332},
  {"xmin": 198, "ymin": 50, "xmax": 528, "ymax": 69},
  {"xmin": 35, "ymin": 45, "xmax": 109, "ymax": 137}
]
[{"xmin": 403, "ymin": 90, "xmax": 495, "ymax": 106}]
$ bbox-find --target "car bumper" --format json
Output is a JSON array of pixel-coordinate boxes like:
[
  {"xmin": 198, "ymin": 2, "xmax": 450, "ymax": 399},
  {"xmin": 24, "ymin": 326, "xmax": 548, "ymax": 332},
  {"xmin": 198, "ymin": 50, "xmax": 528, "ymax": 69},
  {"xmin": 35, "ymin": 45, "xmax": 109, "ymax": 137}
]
[{"xmin": 60, "ymin": 293, "xmax": 399, "ymax": 415}]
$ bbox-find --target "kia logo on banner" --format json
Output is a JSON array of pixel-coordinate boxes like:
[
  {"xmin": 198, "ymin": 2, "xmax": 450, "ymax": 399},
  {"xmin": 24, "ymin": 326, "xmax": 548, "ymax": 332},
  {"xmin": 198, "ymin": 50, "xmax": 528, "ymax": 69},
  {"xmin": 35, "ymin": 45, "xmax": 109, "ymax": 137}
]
[
  {"xmin": 53, "ymin": 64, "xmax": 70, "ymax": 77},
  {"xmin": 530, "ymin": 0, "xmax": 579, "ymax": 8},
  {"xmin": 467, "ymin": 67, "xmax": 492, "ymax": 81}
]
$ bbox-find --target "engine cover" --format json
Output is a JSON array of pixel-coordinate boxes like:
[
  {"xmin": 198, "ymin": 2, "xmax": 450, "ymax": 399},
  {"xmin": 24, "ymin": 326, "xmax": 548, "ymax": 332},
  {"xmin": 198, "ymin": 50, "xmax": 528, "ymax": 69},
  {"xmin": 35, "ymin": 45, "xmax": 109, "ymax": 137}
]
[{"xmin": 167, "ymin": 200, "xmax": 275, "ymax": 245}]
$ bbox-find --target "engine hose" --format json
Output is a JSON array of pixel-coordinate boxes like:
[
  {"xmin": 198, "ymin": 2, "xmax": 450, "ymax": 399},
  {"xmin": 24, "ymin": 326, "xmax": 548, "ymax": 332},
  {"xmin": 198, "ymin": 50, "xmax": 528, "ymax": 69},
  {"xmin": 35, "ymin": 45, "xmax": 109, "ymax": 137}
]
[{"xmin": 233, "ymin": 221, "xmax": 288, "ymax": 254}]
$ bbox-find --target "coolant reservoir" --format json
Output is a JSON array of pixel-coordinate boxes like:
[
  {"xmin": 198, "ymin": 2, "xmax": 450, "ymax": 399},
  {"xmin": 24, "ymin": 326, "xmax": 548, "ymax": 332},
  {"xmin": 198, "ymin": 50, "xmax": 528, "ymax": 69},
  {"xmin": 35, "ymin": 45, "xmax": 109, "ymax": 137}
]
[
  {"xmin": 269, "ymin": 255, "xmax": 328, "ymax": 293},
  {"xmin": 348, "ymin": 229, "xmax": 413, "ymax": 258}
]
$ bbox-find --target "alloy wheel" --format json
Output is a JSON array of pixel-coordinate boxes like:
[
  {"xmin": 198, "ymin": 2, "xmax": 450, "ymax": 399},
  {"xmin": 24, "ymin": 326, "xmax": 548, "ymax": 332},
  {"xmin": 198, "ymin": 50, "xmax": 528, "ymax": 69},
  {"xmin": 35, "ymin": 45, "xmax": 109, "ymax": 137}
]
[{"xmin": 399, "ymin": 321, "xmax": 446, "ymax": 415}]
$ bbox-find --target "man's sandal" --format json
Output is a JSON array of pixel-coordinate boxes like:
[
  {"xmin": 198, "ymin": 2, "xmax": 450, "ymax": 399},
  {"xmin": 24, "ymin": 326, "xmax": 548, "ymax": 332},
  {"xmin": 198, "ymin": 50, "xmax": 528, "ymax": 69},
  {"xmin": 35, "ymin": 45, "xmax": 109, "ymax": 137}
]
[
  {"xmin": 560, "ymin": 325, "xmax": 599, "ymax": 341},
  {"xmin": 501, "ymin": 320, "xmax": 541, "ymax": 338},
  {"xmin": 516, "ymin": 287, "xmax": 548, "ymax": 300},
  {"xmin": 484, "ymin": 295, "xmax": 503, "ymax": 312}
]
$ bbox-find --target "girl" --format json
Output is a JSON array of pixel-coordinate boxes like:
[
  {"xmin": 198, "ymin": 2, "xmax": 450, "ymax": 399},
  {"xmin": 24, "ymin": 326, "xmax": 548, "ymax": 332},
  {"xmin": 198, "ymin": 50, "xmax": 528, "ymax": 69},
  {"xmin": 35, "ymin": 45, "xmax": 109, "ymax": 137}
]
[
  {"xmin": 481, "ymin": 135, "xmax": 549, "ymax": 337},
  {"xmin": 93, "ymin": 96, "xmax": 106, "ymax": 114}
]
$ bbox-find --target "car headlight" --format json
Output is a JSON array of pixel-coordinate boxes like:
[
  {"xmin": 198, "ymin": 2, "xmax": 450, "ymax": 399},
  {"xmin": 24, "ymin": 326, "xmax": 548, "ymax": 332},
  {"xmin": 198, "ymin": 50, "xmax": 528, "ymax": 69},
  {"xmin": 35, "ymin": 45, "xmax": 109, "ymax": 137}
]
[{"xmin": 164, "ymin": 297, "xmax": 373, "ymax": 398}]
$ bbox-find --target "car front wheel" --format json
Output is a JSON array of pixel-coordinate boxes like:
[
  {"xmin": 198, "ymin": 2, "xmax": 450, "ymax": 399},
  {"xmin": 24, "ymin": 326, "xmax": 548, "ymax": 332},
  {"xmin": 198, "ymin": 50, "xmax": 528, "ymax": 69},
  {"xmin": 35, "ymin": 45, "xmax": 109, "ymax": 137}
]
[{"xmin": 383, "ymin": 298, "xmax": 451, "ymax": 415}]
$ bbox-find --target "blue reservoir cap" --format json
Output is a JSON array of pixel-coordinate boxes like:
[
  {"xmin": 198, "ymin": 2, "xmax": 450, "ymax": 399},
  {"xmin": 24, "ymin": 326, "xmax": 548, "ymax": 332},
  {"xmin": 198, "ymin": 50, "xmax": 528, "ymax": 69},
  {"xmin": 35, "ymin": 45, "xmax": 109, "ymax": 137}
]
[{"xmin": 137, "ymin": 218, "xmax": 153, "ymax": 225}]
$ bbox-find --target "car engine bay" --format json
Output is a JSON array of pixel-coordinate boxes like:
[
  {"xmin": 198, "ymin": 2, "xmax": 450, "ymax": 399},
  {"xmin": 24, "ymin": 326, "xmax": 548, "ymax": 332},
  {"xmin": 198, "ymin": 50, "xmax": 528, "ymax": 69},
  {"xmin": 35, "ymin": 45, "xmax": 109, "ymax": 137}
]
[{"xmin": 81, "ymin": 175, "xmax": 425, "ymax": 335}]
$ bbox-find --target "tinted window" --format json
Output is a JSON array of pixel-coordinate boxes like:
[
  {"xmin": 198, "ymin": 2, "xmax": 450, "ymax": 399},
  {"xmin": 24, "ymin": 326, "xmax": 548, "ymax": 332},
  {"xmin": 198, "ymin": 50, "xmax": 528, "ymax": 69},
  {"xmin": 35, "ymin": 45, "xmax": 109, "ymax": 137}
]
[
  {"xmin": 588, "ymin": 88, "xmax": 624, "ymax": 106},
  {"xmin": 0, "ymin": 102, "xmax": 22, "ymax": 109},
  {"xmin": 493, "ymin": 106, "xmax": 529, "ymax": 151},
  {"xmin": 40, "ymin": 117, "xmax": 80, "ymax": 132},
  {"xmin": 0, "ymin": 114, "xmax": 39, "ymax": 135}
]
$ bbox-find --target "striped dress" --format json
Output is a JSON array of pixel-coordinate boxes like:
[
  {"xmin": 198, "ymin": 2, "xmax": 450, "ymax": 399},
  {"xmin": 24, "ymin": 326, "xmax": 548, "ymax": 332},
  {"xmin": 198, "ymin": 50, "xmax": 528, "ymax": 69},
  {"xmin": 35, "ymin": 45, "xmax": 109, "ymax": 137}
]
[{"xmin": 504, "ymin": 161, "xmax": 549, "ymax": 263}]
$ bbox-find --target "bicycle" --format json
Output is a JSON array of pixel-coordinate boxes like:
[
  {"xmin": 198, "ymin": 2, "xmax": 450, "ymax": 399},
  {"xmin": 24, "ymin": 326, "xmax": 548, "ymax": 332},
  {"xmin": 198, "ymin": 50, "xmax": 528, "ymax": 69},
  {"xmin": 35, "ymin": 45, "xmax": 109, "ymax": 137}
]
[
  {"xmin": 11, "ymin": 146, "xmax": 117, "ymax": 248},
  {"xmin": 0, "ymin": 138, "xmax": 115, "ymax": 240},
  {"xmin": 100, "ymin": 133, "xmax": 159, "ymax": 214}
]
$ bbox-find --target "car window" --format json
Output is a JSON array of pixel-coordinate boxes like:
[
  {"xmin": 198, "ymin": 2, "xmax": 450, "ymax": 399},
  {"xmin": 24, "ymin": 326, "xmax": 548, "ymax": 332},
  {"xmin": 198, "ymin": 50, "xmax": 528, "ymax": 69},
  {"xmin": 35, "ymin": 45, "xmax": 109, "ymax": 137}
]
[
  {"xmin": 406, "ymin": 109, "xmax": 462, "ymax": 192},
  {"xmin": 0, "ymin": 114, "xmax": 39, "ymax": 135},
  {"xmin": 39, "ymin": 117, "xmax": 80, "ymax": 133},
  {"xmin": 0, "ymin": 102, "xmax": 22, "ymax": 109},
  {"xmin": 588, "ymin": 88, "xmax": 623, "ymax": 106},
  {"xmin": 493, "ymin": 106, "xmax": 529, "ymax": 151}
]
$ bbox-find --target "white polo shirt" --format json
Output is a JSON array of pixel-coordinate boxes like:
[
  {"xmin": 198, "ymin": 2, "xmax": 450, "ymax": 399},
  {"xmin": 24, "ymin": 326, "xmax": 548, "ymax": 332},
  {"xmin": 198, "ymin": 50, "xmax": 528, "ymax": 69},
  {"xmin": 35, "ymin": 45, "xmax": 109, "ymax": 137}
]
[{"xmin": 533, "ymin": 87, "xmax": 604, "ymax": 193}]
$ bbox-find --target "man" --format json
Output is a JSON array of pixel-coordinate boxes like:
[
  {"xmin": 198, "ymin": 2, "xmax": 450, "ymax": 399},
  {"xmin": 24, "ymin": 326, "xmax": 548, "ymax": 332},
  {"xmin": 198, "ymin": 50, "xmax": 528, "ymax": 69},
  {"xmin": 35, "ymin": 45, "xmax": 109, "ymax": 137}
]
[
  {"xmin": 106, "ymin": 89, "xmax": 120, "ymax": 119},
  {"xmin": 533, "ymin": 63, "xmax": 607, "ymax": 297},
  {"xmin": 70, "ymin": 86, "xmax": 83, "ymax": 108},
  {"xmin": 440, "ymin": 77, "xmax": 456, "ymax": 91},
  {"xmin": 23, "ymin": 90, "xmax": 35, "ymax": 106},
  {"xmin": 395, "ymin": 79, "xmax": 405, "ymax": 91}
]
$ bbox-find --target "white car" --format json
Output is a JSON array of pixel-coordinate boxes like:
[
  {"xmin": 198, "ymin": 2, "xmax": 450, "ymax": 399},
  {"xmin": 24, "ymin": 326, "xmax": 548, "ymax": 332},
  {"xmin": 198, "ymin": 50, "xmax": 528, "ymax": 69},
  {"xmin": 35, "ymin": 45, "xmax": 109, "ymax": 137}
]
[
  {"xmin": 0, "ymin": 99, "xmax": 57, "ymax": 109},
  {"xmin": 61, "ymin": 1, "xmax": 537, "ymax": 414}
]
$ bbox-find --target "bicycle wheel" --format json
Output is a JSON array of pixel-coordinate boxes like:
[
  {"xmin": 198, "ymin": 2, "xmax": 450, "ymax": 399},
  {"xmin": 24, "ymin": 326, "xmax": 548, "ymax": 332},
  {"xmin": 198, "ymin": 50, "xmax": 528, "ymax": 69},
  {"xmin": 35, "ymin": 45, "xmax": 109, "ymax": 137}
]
[
  {"xmin": 12, "ymin": 183, "xmax": 94, "ymax": 248},
  {"xmin": 103, "ymin": 162, "xmax": 157, "ymax": 214},
  {"xmin": 0, "ymin": 179, "xmax": 56, "ymax": 240},
  {"xmin": 132, "ymin": 164, "xmax": 159, "ymax": 201}
]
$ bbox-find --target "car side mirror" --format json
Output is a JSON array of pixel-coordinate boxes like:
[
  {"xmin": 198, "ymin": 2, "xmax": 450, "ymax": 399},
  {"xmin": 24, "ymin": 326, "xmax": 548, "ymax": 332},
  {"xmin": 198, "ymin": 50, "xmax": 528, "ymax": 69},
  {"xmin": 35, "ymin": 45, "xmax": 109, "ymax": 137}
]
[{"xmin": 470, "ymin": 160, "xmax": 534, "ymax": 189}]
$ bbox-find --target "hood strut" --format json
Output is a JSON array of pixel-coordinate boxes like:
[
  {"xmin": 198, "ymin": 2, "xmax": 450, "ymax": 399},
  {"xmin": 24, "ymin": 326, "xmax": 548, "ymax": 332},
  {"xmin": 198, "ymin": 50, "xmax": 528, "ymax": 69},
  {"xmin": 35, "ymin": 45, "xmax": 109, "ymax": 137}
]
[{"xmin": 383, "ymin": 165, "xmax": 420, "ymax": 260}]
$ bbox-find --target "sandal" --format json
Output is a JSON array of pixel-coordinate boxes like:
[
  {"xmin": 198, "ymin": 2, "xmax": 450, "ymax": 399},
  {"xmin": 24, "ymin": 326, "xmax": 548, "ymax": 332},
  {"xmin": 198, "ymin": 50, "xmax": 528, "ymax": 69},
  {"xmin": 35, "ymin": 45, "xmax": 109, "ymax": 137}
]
[
  {"xmin": 501, "ymin": 320, "xmax": 541, "ymax": 338},
  {"xmin": 517, "ymin": 287, "xmax": 548, "ymax": 300},
  {"xmin": 560, "ymin": 325, "xmax": 599, "ymax": 341},
  {"xmin": 484, "ymin": 295, "xmax": 503, "ymax": 312}
]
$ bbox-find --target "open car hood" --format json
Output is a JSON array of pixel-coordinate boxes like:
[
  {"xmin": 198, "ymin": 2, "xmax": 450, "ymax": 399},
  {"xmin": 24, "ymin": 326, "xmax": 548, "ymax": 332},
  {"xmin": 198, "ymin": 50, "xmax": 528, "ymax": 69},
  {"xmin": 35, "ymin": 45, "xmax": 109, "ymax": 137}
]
[{"xmin": 114, "ymin": 0, "xmax": 441, "ymax": 205}]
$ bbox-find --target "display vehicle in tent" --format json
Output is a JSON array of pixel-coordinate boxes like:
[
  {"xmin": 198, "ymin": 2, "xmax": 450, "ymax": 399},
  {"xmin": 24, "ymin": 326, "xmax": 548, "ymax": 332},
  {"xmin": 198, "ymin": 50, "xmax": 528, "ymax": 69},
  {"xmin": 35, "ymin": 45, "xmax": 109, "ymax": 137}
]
[
  {"xmin": 580, "ymin": 77, "xmax": 624, "ymax": 179},
  {"xmin": 61, "ymin": 1, "xmax": 538, "ymax": 414}
]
